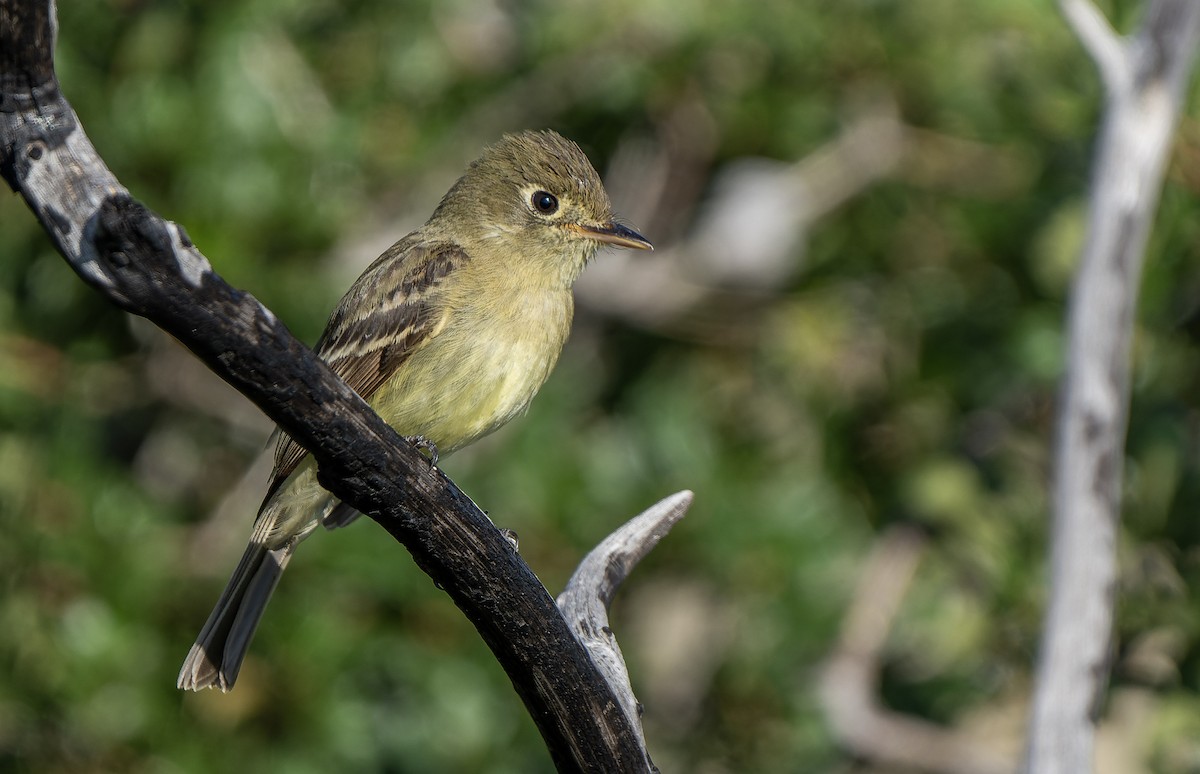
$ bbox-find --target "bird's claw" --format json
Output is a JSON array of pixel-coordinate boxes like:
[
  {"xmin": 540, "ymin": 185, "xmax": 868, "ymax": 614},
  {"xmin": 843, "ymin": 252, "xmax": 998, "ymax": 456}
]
[{"xmin": 404, "ymin": 435, "xmax": 439, "ymax": 467}]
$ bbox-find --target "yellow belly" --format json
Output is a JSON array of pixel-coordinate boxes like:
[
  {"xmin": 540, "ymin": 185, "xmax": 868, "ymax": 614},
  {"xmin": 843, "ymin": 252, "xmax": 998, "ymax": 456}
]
[
  {"xmin": 261, "ymin": 285, "xmax": 573, "ymax": 546},
  {"xmin": 368, "ymin": 322, "xmax": 565, "ymax": 455}
]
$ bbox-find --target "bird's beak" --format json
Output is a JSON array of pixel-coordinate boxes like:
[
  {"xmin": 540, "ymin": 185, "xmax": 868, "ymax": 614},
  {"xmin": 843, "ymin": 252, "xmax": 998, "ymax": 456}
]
[{"xmin": 567, "ymin": 221, "xmax": 654, "ymax": 250}]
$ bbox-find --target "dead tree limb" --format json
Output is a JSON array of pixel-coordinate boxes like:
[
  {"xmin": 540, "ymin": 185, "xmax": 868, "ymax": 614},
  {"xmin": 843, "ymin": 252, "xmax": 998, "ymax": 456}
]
[
  {"xmin": 558, "ymin": 490, "xmax": 694, "ymax": 754},
  {"xmin": 1025, "ymin": 2, "xmax": 1200, "ymax": 772},
  {"xmin": 0, "ymin": 2, "xmax": 685, "ymax": 770},
  {"xmin": 819, "ymin": 528, "xmax": 1014, "ymax": 774}
]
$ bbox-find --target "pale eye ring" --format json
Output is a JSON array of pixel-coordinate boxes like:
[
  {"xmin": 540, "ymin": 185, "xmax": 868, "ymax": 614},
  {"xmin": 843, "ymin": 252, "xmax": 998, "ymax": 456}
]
[{"xmin": 531, "ymin": 190, "xmax": 559, "ymax": 214}]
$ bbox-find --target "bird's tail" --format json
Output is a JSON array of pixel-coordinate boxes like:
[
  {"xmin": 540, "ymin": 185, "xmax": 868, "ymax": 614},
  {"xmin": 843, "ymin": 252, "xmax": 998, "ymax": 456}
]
[
  {"xmin": 177, "ymin": 538, "xmax": 297, "ymax": 692},
  {"xmin": 179, "ymin": 460, "xmax": 337, "ymax": 692}
]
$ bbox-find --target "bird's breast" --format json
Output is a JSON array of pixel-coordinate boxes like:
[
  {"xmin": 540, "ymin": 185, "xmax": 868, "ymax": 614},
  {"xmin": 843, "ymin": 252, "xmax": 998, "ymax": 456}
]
[{"xmin": 368, "ymin": 284, "xmax": 574, "ymax": 455}]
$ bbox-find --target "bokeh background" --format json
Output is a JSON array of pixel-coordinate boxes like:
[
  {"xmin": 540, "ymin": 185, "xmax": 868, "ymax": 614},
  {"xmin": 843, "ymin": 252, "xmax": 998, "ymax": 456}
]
[{"xmin": 4, "ymin": 0, "xmax": 1200, "ymax": 771}]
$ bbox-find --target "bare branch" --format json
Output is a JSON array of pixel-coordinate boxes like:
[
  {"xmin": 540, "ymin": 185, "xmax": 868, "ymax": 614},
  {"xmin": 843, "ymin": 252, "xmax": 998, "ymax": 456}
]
[
  {"xmin": 1060, "ymin": 0, "xmax": 1131, "ymax": 94},
  {"xmin": 557, "ymin": 490, "xmax": 694, "ymax": 764},
  {"xmin": 1026, "ymin": 3, "xmax": 1200, "ymax": 773},
  {"xmin": 819, "ymin": 527, "xmax": 1014, "ymax": 774},
  {"xmin": 574, "ymin": 99, "xmax": 905, "ymax": 334}
]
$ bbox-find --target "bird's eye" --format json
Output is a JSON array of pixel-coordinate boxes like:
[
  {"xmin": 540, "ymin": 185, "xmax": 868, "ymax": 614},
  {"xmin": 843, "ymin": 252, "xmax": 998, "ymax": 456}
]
[{"xmin": 531, "ymin": 190, "xmax": 559, "ymax": 214}]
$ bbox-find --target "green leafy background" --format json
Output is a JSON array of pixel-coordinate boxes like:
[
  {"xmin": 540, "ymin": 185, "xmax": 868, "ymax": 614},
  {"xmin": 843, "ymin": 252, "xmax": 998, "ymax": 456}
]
[{"xmin": 4, "ymin": 0, "xmax": 1200, "ymax": 771}]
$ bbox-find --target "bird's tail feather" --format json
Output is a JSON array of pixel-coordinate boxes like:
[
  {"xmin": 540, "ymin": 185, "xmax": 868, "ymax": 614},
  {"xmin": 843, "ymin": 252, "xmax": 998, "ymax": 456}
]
[
  {"xmin": 177, "ymin": 540, "xmax": 295, "ymax": 692},
  {"xmin": 322, "ymin": 502, "xmax": 361, "ymax": 530},
  {"xmin": 180, "ymin": 463, "xmax": 333, "ymax": 692}
]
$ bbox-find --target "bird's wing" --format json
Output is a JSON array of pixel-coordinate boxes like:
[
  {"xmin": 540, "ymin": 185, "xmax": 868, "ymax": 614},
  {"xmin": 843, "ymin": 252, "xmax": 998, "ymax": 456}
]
[{"xmin": 265, "ymin": 237, "xmax": 470, "ymax": 499}]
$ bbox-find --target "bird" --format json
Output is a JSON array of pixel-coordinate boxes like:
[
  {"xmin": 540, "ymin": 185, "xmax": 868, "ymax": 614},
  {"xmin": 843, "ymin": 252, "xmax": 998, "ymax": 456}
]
[{"xmin": 178, "ymin": 130, "xmax": 652, "ymax": 692}]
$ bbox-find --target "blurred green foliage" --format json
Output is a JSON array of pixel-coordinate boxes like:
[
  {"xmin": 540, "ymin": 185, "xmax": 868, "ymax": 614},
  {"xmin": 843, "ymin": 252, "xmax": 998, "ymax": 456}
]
[{"xmin": 4, "ymin": 0, "xmax": 1200, "ymax": 771}]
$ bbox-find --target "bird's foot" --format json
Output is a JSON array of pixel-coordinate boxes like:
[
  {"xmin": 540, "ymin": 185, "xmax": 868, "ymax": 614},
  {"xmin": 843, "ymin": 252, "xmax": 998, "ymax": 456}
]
[
  {"xmin": 404, "ymin": 435, "xmax": 439, "ymax": 467},
  {"xmin": 500, "ymin": 528, "xmax": 520, "ymax": 552}
]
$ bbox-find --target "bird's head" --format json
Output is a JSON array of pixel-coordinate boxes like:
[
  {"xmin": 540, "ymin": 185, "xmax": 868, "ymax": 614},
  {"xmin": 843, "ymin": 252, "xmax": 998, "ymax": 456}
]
[{"xmin": 432, "ymin": 130, "xmax": 652, "ymax": 284}]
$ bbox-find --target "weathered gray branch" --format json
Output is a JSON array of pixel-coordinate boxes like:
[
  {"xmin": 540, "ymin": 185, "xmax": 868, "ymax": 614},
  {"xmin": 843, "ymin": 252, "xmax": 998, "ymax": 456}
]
[
  {"xmin": 1025, "ymin": 2, "xmax": 1200, "ymax": 772},
  {"xmin": 819, "ymin": 528, "xmax": 1014, "ymax": 774},
  {"xmin": 0, "ymin": 2, "xmax": 680, "ymax": 770},
  {"xmin": 575, "ymin": 99, "xmax": 905, "ymax": 333},
  {"xmin": 558, "ymin": 489, "xmax": 694, "ymax": 760}
]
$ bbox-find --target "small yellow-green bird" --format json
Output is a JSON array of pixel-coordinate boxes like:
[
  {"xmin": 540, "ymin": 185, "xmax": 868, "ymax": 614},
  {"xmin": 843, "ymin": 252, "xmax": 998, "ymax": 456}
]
[{"xmin": 178, "ymin": 130, "xmax": 652, "ymax": 692}]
